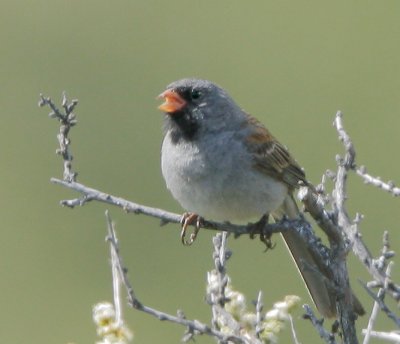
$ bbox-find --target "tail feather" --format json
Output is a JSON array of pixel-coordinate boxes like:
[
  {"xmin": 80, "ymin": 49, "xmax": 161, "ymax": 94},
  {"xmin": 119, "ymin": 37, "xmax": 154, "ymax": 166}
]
[{"xmin": 273, "ymin": 194, "xmax": 364, "ymax": 318}]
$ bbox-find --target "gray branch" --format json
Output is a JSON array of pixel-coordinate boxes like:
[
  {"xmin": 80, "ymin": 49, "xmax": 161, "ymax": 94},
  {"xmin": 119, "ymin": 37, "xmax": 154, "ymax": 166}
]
[
  {"xmin": 332, "ymin": 114, "xmax": 400, "ymax": 299},
  {"xmin": 363, "ymin": 261, "xmax": 394, "ymax": 344},
  {"xmin": 361, "ymin": 278, "xmax": 400, "ymax": 328},
  {"xmin": 105, "ymin": 211, "xmax": 247, "ymax": 343},
  {"xmin": 361, "ymin": 330, "xmax": 400, "ymax": 343},
  {"xmin": 303, "ymin": 305, "xmax": 337, "ymax": 344},
  {"xmin": 39, "ymin": 93, "xmax": 78, "ymax": 182},
  {"xmin": 51, "ymin": 176, "xmax": 315, "ymax": 238},
  {"xmin": 329, "ymin": 112, "xmax": 361, "ymax": 343},
  {"xmin": 355, "ymin": 166, "xmax": 400, "ymax": 197}
]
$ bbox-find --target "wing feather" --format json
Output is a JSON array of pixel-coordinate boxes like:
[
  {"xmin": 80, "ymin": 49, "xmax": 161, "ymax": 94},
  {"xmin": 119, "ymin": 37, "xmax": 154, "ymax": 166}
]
[{"xmin": 243, "ymin": 114, "xmax": 306, "ymax": 189}]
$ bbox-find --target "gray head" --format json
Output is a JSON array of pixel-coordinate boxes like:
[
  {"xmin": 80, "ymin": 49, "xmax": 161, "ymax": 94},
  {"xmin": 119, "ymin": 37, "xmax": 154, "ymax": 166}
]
[{"xmin": 158, "ymin": 78, "xmax": 244, "ymax": 142}]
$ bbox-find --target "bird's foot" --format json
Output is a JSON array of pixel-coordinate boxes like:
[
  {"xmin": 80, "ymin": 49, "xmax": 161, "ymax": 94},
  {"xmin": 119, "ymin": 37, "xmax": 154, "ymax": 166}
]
[
  {"xmin": 180, "ymin": 213, "xmax": 202, "ymax": 246},
  {"xmin": 250, "ymin": 214, "xmax": 275, "ymax": 251}
]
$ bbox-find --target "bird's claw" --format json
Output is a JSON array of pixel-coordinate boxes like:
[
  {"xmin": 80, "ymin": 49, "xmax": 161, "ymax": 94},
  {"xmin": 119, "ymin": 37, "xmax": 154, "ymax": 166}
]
[
  {"xmin": 180, "ymin": 213, "xmax": 202, "ymax": 245},
  {"xmin": 250, "ymin": 214, "xmax": 275, "ymax": 251}
]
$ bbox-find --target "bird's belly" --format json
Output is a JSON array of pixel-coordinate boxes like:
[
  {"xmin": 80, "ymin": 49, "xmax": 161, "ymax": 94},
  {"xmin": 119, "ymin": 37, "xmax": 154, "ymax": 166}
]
[
  {"xmin": 181, "ymin": 172, "xmax": 288, "ymax": 222},
  {"xmin": 161, "ymin": 137, "xmax": 288, "ymax": 222}
]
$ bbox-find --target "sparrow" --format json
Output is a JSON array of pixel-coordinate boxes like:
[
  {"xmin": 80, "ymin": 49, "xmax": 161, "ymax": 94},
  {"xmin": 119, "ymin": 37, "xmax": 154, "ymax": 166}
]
[{"xmin": 157, "ymin": 78, "xmax": 364, "ymax": 318}]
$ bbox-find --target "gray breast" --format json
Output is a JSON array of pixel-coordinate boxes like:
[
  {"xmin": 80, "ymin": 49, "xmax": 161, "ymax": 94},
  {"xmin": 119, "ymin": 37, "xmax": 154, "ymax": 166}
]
[{"xmin": 161, "ymin": 131, "xmax": 288, "ymax": 222}]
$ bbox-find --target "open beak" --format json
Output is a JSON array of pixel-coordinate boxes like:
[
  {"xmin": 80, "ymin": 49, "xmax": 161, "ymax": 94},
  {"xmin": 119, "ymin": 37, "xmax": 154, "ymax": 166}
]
[{"xmin": 157, "ymin": 90, "xmax": 186, "ymax": 113}]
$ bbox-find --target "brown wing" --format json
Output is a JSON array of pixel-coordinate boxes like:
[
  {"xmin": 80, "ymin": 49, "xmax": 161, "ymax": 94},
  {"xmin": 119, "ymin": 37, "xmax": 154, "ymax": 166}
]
[{"xmin": 243, "ymin": 114, "xmax": 307, "ymax": 189}]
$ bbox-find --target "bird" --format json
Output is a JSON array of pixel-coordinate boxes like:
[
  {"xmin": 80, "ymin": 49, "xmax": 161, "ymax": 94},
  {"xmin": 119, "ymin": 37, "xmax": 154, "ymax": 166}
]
[{"xmin": 157, "ymin": 78, "xmax": 364, "ymax": 318}]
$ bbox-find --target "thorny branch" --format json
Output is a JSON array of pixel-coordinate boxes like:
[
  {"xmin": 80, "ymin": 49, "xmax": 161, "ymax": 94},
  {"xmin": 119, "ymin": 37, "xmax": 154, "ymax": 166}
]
[
  {"xmin": 40, "ymin": 94, "xmax": 400, "ymax": 343},
  {"xmin": 50, "ymin": 176, "xmax": 318, "ymax": 239},
  {"xmin": 39, "ymin": 93, "xmax": 78, "ymax": 182},
  {"xmin": 106, "ymin": 215, "xmax": 301, "ymax": 344},
  {"xmin": 303, "ymin": 305, "xmax": 337, "ymax": 344},
  {"xmin": 105, "ymin": 211, "xmax": 247, "ymax": 343},
  {"xmin": 361, "ymin": 277, "xmax": 400, "ymax": 328},
  {"xmin": 361, "ymin": 330, "xmax": 400, "ymax": 343},
  {"xmin": 363, "ymin": 260, "xmax": 394, "ymax": 344},
  {"xmin": 355, "ymin": 167, "xmax": 400, "ymax": 197},
  {"xmin": 332, "ymin": 113, "xmax": 400, "ymax": 300},
  {"xmin": 326, "ymin": 112, "xmax": 361, "ymax": 343}
]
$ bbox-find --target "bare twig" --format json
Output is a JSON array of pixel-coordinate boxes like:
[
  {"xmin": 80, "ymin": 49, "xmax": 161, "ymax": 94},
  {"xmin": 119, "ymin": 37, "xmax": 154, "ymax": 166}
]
[
  {"xmin": 331, "ymin": 113, "xmax": 400, "ymax": 301},
  {"xmin": 361, "ymin": 330, "xmax": 400, "ymax": 343},
  {"xmin": 105, "ymin": 211, "xmax": 138, "ymax": 305},
  {"xmin": 361, "ymin": 278, "xmax": 400, "ymax": 328},
  {"xmin": 255, "ymin": 291, "xmax": 264, "ymax": 338},
  {"xmin": 105, "ymin": 212, "xmax": 246, "ymax": 343},
  {"xmin": 298, "ymin": 187, "xmax": 341, "ymax": 243},
  {"xmin": 355, "ymin": 166, "xmax": 400, "ymax": 197},
  {"xmin": 374, "ymin": 231, "xmax": 395, "ymax": 272},
  {"xmin": 363, "ymin": 262, "xmax": 394, "ymax": 344},
  {"xmin": 50, "ymin": 177, "xmax": 333, "ymax": 261},
  {"xmin": 106, "ymin": 210, "xmax": 123, "ymax": 325},
  {"xmin": 303, "ymin": 305, "xmax": 337, "ymax": 344},
  {"xmin": 39, "ymin": 93, "xmax": 78, "ymax": 182},
  {"xmin": 330, "ymin": 111, "xmax": 360, "ymax": 344},
  {"xmin": 301, "ymin": 177, "xmax": 377, "ymax": 298},
  {"xmin": 208, "ymin": 233, "xmax": 246, "ymax": 341},
  {"xmin": 289, "ymin": 315, "xmax": 301, "ymax": 344}
]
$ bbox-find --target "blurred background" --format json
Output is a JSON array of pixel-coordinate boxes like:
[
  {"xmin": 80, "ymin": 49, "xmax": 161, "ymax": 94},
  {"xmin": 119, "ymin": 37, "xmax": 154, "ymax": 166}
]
[{"xmin": 1, "ymin": 1, "xmax": 399, "ymax": 343}]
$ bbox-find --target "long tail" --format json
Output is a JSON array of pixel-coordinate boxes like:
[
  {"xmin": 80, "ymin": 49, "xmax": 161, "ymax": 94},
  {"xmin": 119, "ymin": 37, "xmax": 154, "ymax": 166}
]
[{"xmin": 272, "ymin": 194, "xmax": 364, "ymax": 318}]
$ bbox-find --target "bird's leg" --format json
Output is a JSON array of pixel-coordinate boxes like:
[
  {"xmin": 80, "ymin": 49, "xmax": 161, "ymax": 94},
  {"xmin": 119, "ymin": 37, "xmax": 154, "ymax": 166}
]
[
  {"xmin": 180, "ymin": 213, "xmax": 202, "ymax": 245},
  {"xmin": 250, "ymin": 214, "xmax": 275, "ymax": 250}
]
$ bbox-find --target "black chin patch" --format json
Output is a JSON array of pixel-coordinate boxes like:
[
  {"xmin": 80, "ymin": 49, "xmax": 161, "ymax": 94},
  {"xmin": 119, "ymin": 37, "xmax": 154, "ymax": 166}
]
[{"xmin": 164, "ymin": 111, "xmax": 199, "ymax": 144}]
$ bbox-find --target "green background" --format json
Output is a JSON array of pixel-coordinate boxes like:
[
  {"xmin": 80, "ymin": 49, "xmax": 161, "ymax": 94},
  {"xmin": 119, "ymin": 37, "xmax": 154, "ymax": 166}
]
[{"xmin": 1, "ymin": 1, "xmax": 399, "ymax": 343}]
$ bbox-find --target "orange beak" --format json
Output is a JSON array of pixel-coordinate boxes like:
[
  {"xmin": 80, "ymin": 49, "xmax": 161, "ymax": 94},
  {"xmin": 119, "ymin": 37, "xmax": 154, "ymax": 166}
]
[{"xmin": 157, "ymin": 90, "xmax": 186, "ymax": 113}]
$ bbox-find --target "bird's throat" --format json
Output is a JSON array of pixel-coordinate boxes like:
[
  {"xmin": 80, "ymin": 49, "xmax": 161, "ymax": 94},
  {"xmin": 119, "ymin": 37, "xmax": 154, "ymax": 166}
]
[{"xmin": 165, "ymin": 112, "xmax": 199, "ymax": 144}]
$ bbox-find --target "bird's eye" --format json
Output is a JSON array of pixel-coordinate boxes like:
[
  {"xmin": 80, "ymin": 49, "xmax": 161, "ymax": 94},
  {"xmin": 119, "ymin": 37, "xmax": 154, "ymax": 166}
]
[{"xmin": 190, "ymin": 89, "xmax": 202, "ymax": 100}]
